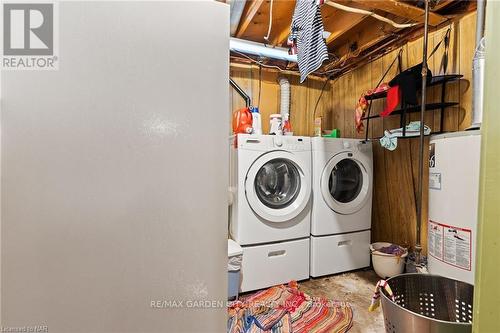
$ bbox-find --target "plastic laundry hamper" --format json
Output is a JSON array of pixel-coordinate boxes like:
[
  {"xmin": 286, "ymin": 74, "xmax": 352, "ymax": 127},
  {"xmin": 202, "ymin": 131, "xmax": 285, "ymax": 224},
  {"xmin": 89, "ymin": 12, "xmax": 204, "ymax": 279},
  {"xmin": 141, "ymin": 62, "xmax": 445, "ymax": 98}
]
[
  {"xmin": 380, "ymin": 273, "xmax": 473, "ymax": 333},
  {"xmin": 228, "ymin": 239, "xmax": 243, "ymax": 300}
]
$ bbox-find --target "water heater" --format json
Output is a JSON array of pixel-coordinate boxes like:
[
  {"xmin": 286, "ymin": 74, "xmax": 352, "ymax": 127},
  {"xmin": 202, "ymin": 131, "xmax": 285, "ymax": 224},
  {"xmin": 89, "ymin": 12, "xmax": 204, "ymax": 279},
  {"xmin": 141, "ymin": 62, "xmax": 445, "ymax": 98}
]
[{"xmin": 428, "ymin": 131, "xmax": 481, "ymax": 285}]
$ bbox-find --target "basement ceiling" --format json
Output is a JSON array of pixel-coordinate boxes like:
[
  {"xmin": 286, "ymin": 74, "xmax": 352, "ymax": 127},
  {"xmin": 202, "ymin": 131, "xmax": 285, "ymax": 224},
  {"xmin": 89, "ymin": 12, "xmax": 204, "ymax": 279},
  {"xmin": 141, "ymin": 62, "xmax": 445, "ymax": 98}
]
[{"xmin": 228, "ymin": 0, "xmax": 476, "ymax": 76}]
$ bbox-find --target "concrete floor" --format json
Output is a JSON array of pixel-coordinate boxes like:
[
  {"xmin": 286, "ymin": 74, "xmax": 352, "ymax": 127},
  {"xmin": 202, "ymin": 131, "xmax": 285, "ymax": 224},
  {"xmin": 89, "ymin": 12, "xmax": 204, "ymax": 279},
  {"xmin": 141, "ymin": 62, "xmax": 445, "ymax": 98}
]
[{"xmin": 300, "ymin": 269, "xmax": 385, "ymax": 333}]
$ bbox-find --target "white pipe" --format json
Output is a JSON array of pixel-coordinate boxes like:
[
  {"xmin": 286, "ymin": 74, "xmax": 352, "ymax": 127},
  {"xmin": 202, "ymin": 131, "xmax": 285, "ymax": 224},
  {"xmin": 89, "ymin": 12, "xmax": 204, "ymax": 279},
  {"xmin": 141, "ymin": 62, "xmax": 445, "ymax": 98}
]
[
  {"xmin": 470, "ymin": 37, "xmax": 486, "ymax": 129},
  {"xmin": 230, "ymin": 38, "xmax": 298, "ymax": 62},
  {"xmin": 325, "ymin": 1, "xmax": 418, "ymax": 29},
  {"xmin": 475, "ymin": 0, "xmax": 486, "ymax": 48},
  {"xmin": 264, "ymin": 0, "xmax": 274, "ymax": 41},
  {"xmin": 469, "ymin": 0, "xmax": 487, "ymax": 129},
  {"xmin": 278, "ymin": 78, "xmax": 290, "ymax": 119}
]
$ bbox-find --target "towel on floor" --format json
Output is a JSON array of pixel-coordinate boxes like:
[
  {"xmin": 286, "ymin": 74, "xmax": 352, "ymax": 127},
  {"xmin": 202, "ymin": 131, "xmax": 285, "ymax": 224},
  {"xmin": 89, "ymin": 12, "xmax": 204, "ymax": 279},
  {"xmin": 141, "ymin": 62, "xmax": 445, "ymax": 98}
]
[
  {"xmin": 227, "ymin": 303, "xmax": 292, "ymax": 333},
  {"xmin": 368, "ymin": 279, "xmax": 395, "ymax": 312},
  {"xmin": 228, "ymin": 281, "xmax": 353, "ymax": 333}
]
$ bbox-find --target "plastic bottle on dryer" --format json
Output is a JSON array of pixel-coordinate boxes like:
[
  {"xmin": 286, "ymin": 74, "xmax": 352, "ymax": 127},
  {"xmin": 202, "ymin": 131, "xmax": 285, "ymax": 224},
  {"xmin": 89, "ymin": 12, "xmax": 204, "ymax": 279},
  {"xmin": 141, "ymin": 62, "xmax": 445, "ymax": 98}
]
[
  {"xmin": 250, "ymin": 107, "xmax": 262, "ymax": 135},
  {"xmin": 283, "ymin": 113, "xmax": 293, "ymax": 136},
  {"xmin": 269, "ymin": 114, "xmax": 283, "ymax": 135}
]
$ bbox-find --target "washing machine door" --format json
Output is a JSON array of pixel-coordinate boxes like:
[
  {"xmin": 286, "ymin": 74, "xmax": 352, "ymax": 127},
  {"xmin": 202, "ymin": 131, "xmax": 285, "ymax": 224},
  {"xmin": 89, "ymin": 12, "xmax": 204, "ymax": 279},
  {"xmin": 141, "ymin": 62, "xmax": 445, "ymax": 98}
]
[
  {"xmin": 321, "ymin": 151, "xmax": 371, "ymax": 215},
  {"xmin": 245, "ymin": 151, "xmax": 311, "ymax": 223}
]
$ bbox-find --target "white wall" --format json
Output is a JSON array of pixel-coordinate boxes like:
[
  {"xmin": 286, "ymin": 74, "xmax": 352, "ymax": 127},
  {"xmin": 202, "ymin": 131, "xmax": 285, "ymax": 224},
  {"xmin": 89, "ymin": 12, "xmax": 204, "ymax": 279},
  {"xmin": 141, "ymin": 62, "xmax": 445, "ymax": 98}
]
[{"xmin": 1, "ymin": 2, "xmax": 229, "ymax": 332}]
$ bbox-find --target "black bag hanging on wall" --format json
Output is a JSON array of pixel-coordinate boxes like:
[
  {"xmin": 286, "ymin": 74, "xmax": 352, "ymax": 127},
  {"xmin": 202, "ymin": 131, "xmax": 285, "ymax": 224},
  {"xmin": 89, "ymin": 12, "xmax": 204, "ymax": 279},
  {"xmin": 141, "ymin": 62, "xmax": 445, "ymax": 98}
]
[
  {"xmin": 389, "ymin": 64, "xmax": 433, "ymax": 106},
  {"xmin": 387, "ymin": 28, "xmax": 451, "ymax": 106}
]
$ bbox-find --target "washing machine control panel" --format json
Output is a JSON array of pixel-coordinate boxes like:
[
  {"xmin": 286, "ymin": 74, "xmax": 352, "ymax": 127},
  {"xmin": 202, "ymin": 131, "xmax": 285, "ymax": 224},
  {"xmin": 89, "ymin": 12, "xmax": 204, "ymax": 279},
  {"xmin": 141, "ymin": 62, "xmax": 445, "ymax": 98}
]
[
  {"xmin": 237, "ymin": 134, "xmax": 311, "ymax": 151},
  {"xmin": 275, "ymin": 137, "xmax": 309, "ymax": 151}
]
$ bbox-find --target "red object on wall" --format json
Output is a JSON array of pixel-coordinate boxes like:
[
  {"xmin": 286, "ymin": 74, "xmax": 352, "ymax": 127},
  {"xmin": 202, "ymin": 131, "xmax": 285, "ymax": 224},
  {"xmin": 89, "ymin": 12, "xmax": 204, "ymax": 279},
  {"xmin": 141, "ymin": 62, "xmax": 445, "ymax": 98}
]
[{"xmin": 380, "ymin": 85, "xmax": 401, "ymax": 117}]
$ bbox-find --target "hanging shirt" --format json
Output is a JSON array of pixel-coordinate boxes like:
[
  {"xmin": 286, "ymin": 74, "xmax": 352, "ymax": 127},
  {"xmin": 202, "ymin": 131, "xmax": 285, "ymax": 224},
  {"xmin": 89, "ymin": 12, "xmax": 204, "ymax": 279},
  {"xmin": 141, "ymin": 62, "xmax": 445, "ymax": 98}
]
[{"xmin": 289, "ymin": 0, "xmax": 329, "ymax": 83}]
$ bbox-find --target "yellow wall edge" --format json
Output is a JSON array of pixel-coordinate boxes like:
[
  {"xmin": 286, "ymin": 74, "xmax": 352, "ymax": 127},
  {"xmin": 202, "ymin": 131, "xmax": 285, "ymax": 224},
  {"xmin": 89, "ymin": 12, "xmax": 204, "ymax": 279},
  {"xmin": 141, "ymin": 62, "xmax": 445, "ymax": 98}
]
[{"xmin": 473, "ymin": 2, "xmax": 500, "ymax": 332}]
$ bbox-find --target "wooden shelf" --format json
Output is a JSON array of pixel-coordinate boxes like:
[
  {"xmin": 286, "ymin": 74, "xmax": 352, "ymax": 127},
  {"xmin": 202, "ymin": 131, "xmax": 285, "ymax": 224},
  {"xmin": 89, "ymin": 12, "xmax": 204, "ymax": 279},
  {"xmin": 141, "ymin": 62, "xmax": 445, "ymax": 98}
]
[
  {"xmin": 364, "ymin": 132, "xmax": 443, "ymax": 142},
  {"xmin": 361, "ymin": 102, "xmax": 459, "ymax": 120},
  {"xmin": 364, "ymin": 74, "xmax": 463, "ymax": 101}
]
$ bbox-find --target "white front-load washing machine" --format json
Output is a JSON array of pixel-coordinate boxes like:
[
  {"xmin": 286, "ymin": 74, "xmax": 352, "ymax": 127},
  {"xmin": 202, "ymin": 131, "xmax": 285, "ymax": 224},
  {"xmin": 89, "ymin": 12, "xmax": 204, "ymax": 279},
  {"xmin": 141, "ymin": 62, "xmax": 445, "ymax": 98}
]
[
  {"xmin": 310, "ymin": 137, "xmax": 373, "ymax": 277},
  {"xmin": 230, "ymin": 134, "xmax": 311, "ymax": 291}
]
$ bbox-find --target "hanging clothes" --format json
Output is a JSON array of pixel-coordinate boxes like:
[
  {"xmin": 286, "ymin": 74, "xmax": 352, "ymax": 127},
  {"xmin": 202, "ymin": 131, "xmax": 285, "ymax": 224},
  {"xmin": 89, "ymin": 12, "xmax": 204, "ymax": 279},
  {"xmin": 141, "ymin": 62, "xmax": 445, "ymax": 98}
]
[
  {"xmin": 355, "ymin": 95, "xmax": 368, "ymax": 133},
  {"xmin": 355, "ymin": 83, "xmax": 391, "ymax": 133},
  {"xmin": 289, "ymin": 0, "xmax": 329, "ymax": 83}
]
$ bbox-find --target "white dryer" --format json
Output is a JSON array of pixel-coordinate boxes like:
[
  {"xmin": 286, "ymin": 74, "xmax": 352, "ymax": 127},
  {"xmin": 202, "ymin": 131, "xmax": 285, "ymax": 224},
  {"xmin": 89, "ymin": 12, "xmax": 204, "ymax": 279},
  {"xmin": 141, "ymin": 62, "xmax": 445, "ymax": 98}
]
[
  {"xmin": 310, "ymin": 137, "xmax": 372, "ymax": 277},
  {"xmin": 230, "ymin": 134, "xmax": 311, "ymax": 291}
]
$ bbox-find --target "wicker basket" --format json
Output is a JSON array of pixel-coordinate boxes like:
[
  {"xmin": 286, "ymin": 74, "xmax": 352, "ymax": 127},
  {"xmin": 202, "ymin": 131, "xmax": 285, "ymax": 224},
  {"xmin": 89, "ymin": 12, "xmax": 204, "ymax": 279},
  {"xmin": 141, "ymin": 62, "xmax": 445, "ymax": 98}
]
[{"xmin": 380, "ymin": 273, "xmax": 473, "ymax": 333}]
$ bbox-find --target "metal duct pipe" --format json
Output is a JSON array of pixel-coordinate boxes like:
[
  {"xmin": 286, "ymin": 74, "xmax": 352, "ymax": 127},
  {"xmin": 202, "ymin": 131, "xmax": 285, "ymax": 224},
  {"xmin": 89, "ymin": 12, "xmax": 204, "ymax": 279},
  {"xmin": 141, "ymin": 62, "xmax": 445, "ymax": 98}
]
[
  {"xmin": 229, "ymin": 0, "xmax": 246, "ymax": 37},
  {"xmin": 476, "ymin": 0, "xmax": 486, "ymax": 48},
  {"xmin": 278, "ymin": 77, "xmax": 290, "ymax": 119},
  {"xmin": 470, "ymin": 38, "xmax": 486, "ymax": 129},
  {"xmin": 230, "ymin": 38, "xmax": 298, "ymax": 63},
  {"xmin": 470, "ymin": 0, "xmax": 487, "ymax": 129}
]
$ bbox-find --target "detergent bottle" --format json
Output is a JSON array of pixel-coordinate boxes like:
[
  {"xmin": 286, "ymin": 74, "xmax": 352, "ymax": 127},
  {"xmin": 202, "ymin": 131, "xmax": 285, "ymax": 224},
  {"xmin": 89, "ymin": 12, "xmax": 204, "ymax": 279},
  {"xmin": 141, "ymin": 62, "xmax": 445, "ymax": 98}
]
[
  {"xmin": 232, "ymin": 107, "xmax": 253, "ymax": 135},
  {"xmin": 250, "ymin": 107, "xmax": 262, "ymax": 135}
]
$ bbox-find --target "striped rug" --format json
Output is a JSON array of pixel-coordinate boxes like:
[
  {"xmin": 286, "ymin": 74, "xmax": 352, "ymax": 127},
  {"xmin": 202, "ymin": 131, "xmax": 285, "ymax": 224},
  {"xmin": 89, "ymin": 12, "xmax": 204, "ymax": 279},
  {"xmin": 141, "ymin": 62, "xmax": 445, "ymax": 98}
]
[{"xmin": 228, "ymin": 281, "xmax": 353, "ymax": 333}]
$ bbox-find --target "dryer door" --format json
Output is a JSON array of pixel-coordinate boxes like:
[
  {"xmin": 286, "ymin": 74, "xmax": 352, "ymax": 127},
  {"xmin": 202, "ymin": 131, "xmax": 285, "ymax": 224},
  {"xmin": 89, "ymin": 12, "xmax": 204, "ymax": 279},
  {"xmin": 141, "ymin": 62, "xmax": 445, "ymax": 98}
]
[
  {"xmin": 246, "ymin": 151, "xmax": 311, "ymax": 223},
  {"xmin": 321, "ymin": 151, "xmax": 371, "ymax": 215}
]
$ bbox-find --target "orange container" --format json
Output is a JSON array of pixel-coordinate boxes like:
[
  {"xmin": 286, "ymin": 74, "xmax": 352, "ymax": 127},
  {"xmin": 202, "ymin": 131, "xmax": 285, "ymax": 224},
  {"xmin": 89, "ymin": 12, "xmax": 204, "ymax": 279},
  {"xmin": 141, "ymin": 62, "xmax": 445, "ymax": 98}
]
[{"xmin": 232, "ymin": 107, "xmax": 253, "ymax": 134}]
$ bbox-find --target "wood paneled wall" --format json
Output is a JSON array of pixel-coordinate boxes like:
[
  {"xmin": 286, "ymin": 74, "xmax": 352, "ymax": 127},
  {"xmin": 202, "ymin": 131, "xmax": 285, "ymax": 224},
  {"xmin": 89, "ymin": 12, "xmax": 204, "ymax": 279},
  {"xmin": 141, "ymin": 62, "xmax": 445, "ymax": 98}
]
[
  {"xmin": 230, "ymin": 64, "xmax": 332, "ymax": 136},
  {"xmin": 330, "ymin": 12, "xmax": 476, "ymax": 253},
  {"xmin": 229, "ymin": 12, "xmax": 477, "ymax": 252}
]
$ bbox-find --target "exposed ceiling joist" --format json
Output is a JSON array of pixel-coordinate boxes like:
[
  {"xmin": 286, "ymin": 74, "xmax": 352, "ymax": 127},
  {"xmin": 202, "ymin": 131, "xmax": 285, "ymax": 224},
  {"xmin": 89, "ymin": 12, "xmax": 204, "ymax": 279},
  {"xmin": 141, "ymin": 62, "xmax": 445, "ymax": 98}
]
[
  {"xmin": 235, "ymin": 0, "xmax": 265, "ymax": 38},
  {"xmin": 326, "ymin": 13, "xmax": 369, "ymax": 45},
  {"xmin": 230, "ymin": 0, "xmax": 247, "ymax": 36},
  {"xmin": 268, "ymin": 0, "xmax": 297, "ymax": 46},
  {"xmin": 230, "ymin": 0, "xmax": 475, "ymax": 75},
  {"xmin": 324, "ymin": 17, "xmax": 397, "ymax": 70},
  {"xmin": 347, "ymin": 0, "xmax": 448, "ymax": 26},
  {"xmin": 271, "ymin": 26, "xmax": 291, "ymax": 47},
  {"xmin": 431, "ymin": 0, "xmax": 454, "ymax": 11},
  {"xmin": 272, "ymin": 4, "xmax": 369, "ymax": 47}
]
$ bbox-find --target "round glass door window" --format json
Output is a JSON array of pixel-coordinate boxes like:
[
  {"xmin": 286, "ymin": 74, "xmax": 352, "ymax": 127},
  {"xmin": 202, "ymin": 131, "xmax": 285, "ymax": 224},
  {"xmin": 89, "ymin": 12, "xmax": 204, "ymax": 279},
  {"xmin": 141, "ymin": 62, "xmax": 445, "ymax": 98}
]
[
  {"xmin": 329, "ymin": 159, "xmax": 363, "ymax": 203},
  {"xmin": 254, "ymin": 158, "xmax": 301, "ymax": 209}
]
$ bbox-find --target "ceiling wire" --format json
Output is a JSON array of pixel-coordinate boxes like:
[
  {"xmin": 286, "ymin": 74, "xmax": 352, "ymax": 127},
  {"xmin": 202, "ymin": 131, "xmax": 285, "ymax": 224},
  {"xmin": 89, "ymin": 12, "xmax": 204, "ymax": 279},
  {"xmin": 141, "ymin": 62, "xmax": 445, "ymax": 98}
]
[
  {"xmin": 258, "ymin": 65, "xmax": 262, "ymax": 108},
  {"xmin": 232, "ymin": 50, "xmax": 288, "ymax": 72},
  {"xmin": 324, "ymin": 1, "xmax": 419, "ymax": 29},
  {"xmin": 232, "ymin": 50, "xmax": 342, "ymax": 78},
  {"xmin": 263, "ymin": 0, "xmax": 274, "ymax": 42},
  {"xmin": 312, "ymin": 76, "xmax": 340, "ymax": 125}
]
